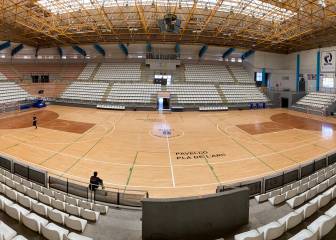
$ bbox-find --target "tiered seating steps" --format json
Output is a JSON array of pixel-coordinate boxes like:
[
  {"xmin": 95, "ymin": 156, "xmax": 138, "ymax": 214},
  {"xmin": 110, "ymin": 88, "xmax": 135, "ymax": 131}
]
[
  {"xmin": 220, "ymin": 85, "xmax": 269, "ymax": 104},
  {"xmin": 296, "ymin": 92, "xmax": 336, "ymax": 109},
  {"xmin": 60, "ymin": 82, "xmax": 108, "ymax": 102}
]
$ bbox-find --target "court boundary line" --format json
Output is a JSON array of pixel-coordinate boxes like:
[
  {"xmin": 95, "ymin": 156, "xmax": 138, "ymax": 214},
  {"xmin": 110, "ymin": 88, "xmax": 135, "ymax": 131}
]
[
  {"xmin": 0, "ymin": 148, "xmax": 333, "ymax": 189},
  {"xmin": 164, "ymin": 116, "xmax": 176, "ymax": 187},
  {"xmin": 62, "ymin": 113, "xmax": 122, "ymax": 175},
  {"xmin": 1, "ymin": 129, "xmax": 333, "ymax": 168},
  {"xmin": 220, "ymin": 124, "xmax": 299, "ymax": 165},
  {"xmin": 1, "ymin": 108, "xmax": 336, "ymax": 191}
]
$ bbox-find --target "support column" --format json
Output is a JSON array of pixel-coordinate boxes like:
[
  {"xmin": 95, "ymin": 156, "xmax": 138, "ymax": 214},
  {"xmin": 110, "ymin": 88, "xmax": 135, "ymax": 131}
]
[
  {"xmin": 262, "ymin": 68, "xmax": 267, "ymax": 87},
  {"xmin": 296, "ymin": 54, "xmax": 300, "ymax": 92},
  {"xmin": 316, "ymin": 51, "xmax": 320, "ymax": 92}
]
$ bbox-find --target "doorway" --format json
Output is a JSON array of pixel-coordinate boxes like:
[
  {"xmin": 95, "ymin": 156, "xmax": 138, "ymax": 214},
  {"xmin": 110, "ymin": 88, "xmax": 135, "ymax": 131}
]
[
  {"xmin": 281, "ymin": 98, "xmax": 289, "ymax": 108},
  {"xmin": 158, "ymin": 97, "xmax": 170, "ymax": 111}
]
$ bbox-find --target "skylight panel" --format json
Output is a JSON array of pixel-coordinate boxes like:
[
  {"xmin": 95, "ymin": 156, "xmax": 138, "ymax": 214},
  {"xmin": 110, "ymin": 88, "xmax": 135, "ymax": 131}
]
[
  {"xmin": 37, "ymin": 0, "xmax": 295, "ymax": 22},
  {"xmin": 219, "ymin": 0, "xmax": 295, "ymax": 22}
]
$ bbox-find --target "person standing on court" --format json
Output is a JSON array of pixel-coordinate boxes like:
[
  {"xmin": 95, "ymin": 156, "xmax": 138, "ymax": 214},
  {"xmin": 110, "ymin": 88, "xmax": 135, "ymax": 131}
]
[{"xmin": 32, "ymin": 116, "xmax": 37, "ymax": 129}]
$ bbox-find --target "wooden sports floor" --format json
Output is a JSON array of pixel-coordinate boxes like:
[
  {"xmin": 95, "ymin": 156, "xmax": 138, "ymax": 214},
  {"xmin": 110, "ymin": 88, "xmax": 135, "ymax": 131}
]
[{"xmin": 0, "ymin": 105, "xmax": 336, "ymax": 198}]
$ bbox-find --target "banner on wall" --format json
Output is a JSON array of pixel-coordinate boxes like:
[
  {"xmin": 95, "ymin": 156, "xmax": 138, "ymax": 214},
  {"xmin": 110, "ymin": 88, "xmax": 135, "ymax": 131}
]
[
  {"xmin": 321, "ymin": 51, "xmax": 336, "ymax": 72},
  {"xmin": 307, "ymin": 74, "xmax": 317, "ymax": 80}
]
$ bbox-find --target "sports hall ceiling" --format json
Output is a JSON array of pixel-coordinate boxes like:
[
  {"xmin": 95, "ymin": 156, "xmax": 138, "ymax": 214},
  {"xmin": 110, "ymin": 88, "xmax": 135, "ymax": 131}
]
[{"xmin": 0, "ymin": 0, "xmax": 336, "ymax": 53}]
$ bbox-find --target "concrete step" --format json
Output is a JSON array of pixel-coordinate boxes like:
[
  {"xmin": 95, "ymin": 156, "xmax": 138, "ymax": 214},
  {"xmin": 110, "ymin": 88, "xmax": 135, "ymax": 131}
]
[
  {"xmin": 89, "ymin": 63, "xmax": 101, "ymax": 81},
  {"xmin": 215, "ymin": 84, "xmax": 227, "ymax": 104},
  {"xmin": 225, "ymin": 64, "xmax": 238, "ymax": 84},
  {"xmin": 102, "ymin": 83, "xmax": 113, "ymax": 102}
]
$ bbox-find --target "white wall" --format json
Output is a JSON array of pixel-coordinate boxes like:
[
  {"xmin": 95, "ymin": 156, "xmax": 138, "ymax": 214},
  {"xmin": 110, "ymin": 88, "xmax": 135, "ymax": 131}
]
[
  {"xmin": 245, "ymin": 51, "xmax": 296, "ymax": 91},
  {"xmin": 245, "ymin": 49, "xmax": 323, "ymax": 92},
  {"xmin": 0, "ymin": 42, "xmax": 247, "ymax": 62},
  {"xmin": 3, "ymin": 40, "xmax": 336, "ymax": 93}
]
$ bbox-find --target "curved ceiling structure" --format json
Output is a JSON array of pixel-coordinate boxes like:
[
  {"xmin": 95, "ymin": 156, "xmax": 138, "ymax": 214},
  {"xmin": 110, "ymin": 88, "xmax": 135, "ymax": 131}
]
[{"xmin": 1, "ymin": 0, "xmax": 336, "ymax": 53}]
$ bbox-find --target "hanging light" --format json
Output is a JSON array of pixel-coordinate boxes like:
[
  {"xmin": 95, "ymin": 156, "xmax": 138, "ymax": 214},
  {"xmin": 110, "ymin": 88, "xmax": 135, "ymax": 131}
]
[{"xmin": 318, "ymin": 0, "xmax": 326, "ymax": 8}]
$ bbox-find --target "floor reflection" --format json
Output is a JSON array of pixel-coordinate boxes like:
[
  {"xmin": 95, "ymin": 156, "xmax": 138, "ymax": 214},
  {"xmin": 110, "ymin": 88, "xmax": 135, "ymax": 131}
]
[{"xmin": 322, "ymin": 124, "xmax": 333, "ymax": 139}]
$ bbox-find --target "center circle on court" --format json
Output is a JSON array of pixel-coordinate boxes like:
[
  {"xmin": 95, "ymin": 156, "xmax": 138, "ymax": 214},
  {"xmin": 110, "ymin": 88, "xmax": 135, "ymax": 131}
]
[{"xmin": 150, "ymin": 122, "xmax": 183, "ymax": 138}]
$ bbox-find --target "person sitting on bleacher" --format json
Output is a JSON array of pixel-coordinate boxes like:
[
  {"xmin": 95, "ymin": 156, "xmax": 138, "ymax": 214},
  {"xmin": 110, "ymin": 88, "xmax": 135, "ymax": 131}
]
[{"xmin": 89, "ymin": 171, "xmax": 105, "ymax": 191}]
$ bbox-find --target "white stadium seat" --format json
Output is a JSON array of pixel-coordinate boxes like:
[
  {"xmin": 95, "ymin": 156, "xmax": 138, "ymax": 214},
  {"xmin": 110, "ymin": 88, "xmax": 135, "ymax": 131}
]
[
  {"xmin": 0, "ymin": 195, "xmax": 13, "ymax": 211},
  {"xmin": 81, "ymin": 208, "xmax": 100, "ymax": 222},
  {"xmin": 41, "ymin": 223, "xmax": 69, "ymax": 240},
  {"xmin": 307, "ymin": 215, "xmax": 336, "ymax": 239},
  {"xmin": 51, "ymin": 198, "xmax": 66, "ymax": 211},
  {"xmin": 32, "ymin": 202, "xmax": 52, "ymax": 217},
  {"xmin": 64, "ymin": 215, "xmax": 88, "ymax": 232},
  {"xmin": 295, "ymin": 202, "xmax": 318, "ymax": 219},
  {"xmin": 4, "ymin": 203, "xmax": 30, "ymax": 221},
  {"xmin": 92, "ymin": 204, "xmax": 109, "ymax": 214},
  {"xmin": 48, "ymin": 208, "xmax": 69, "ymax": 225},
  {"xmin": 65, "ymin": 232, "xmax": 94, "ymax": 240},
  {"xmin": 277, "ymin": 211, "xmax": 303, "ymax": 230},
  {"xmin": 0, "ymin": 220, "xmax": 17, "ymax": 240},
  {"xmin": 288, "ymin": 229, "xmax": 318, "ymax": 240},
  {"xmin": 234, "ymin": 229, "xmax": 263, "ymax": 240},
  {"xmin": 21, "ymin": 212, "xmax": 48, "ymax": 233},
  {"xmin": 65, "ymin": 204, "xmax": 81, "ymax": 216},
  {"xmin": 257, "ymin": 221, "xmax": 285, "ymax": 240},
  {"xmin": 17, "ymin": 194, "xmax": 37, "ymax": 209}
]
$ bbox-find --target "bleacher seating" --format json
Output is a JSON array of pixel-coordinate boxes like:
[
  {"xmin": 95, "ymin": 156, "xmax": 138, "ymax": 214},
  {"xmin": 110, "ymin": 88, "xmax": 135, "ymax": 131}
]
[
  {"xmin": 78, "ymin": 64, "xmax": 97, "ymax": 80},
  {"xmin": 184, "ymin": 64, "xmax": 234, "ymax": 83},
  {"xmin": 237, "ymin": 163, "xmax": 336, "ymax": 240},
  {"xmin": 60, "ymin": 64, "xmax": 85, "ymax": 81},
  {"xmin": 0, "ymin": 65, "xmax": 20, "ymax": 81},
  {"xmin": 94, "ymin": 63, "xmax": 141, "ymax": 81},
  {"xmin": 295, "ymin": 92, "xmax": 336, "ymax": 109},
  {"xmin": 6, "ymin": 64, "xmax": 84, "ymax": 81},
  {"xmin": 167, "ymin": 84, "xmax": 222, "ymax": 105},
  {"xmin": 220, "ymin": 85, "xmax": 268, "ymax": 104},
  {"xmin": 0, "ymin": 72, "xmax": 7, "ymax": 80},
  {"xmin": 199, "ymin": 106, "xmax": 228, "ymax": 111},
  {"xmin": 96, "ymin": 104, "xmax": 125, "ymax": 110},
  {"xmin": 254, "ymin": 167, "xmax": 336, "ymax": 207},
  {"xmin": 0, "ymin": 220, "xmax": 27, "ymax": 240},
  {"xmin": 0, "ymin": 82, "xmax": 30, "ymax": 104},
  {"xmin": 13, "ymin": 64, "xmax": 61, "ymax": 80},
  {"xmin": 20, "ymin": 83, "xmax": 69, "ymax": 99},
  {"xmin": 227, "ymin": 64, "xmax": 253, "ymax": 83},
  {"xmin": 106, "ymin": 83, "xmax": 160, "ymax": 104},
  {"xmin": 0, "ymin": 167, "xmax": 109, "ymax": 240},
  {"xmin": 60, "ymin": 81, "xmax": 108, "ymax": 102}
]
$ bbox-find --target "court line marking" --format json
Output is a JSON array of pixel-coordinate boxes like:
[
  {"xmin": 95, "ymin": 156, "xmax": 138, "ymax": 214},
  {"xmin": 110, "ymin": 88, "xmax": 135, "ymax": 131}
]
[
  {"xmin": 220, "ymin": 124, "xmax": 299, "ymax": 165},
  {"xmin": 0, "ymin": 129, "xmax": 333, "ymax": 168},
  {"xmin": 0, "ymin": 147, "xmax": 333, "ymax": 190},
  {"xmin": 0, "ymin": 108, "xmax": 335, "ymax": 190},
  {"xmin": 38, "ymin": 122, "xmax": 108, "ymax": 165},
  {"xmin": 2, "ymin": 121, "xmax": 333, "ymax": 162},
  {"xmin": 203, "ymin": 155, "xmax": 220, "ymax": 183},
  {"xmin": 163, "ymin": 115, "xmax": 176, "ymax": 187},
  {"xmin": 149, "ymin": 128, "xmax": 185, "ymax": 139},
  {"xmin": 124, "ymin": 151, "xmax": 139, "ymax": 190},
  {"xmin": 0, "ymin": 123, "xmax": 112, "ymax": 145},
  {"xmin": 218, "ymin": 123, "xmax": 322, "ymax": 146},
  {"xmin": 62, "ymin": 115, "xmax": 120, "ymax": 175},
  {"xmin": 205, "ymin": 116, "xmax": 276, "ymax": 171}
]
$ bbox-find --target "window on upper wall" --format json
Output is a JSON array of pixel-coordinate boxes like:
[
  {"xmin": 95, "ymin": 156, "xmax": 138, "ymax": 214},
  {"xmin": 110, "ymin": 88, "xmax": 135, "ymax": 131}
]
[
  {"xmin": 255, "ymin": 72, "xmax": 263, "ymax": 82},
  {"xmin": 322, "ymin": 76, "xmax": 334, "ymax": 88}
]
